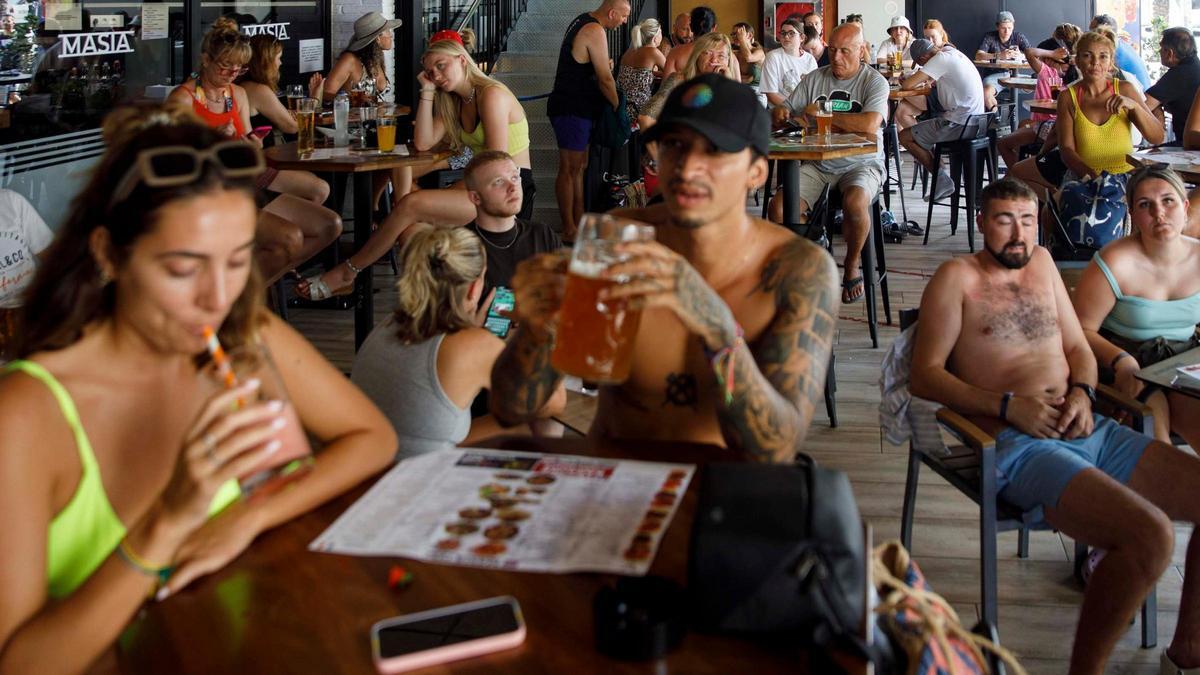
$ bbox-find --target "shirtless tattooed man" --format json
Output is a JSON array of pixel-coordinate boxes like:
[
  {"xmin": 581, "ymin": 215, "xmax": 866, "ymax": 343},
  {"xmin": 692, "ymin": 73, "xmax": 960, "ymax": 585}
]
[
  {"xmin": 490, "ymin": 73, "xmax": 839, "ymax": 463},
  {"xmin": 911, "ymin": 177, "xmax": 1200, "ymax": 674}
]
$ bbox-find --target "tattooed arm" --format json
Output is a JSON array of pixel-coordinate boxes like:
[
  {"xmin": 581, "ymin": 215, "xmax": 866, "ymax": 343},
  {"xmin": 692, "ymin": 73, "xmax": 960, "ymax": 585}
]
[
  {"xmin": 603, "ymin": 237, "xmax": 839, "ymax": 462},
  {"xmin": 726, "ymin": 238, "xmax": 839, "ymax": 461},
  {"xmin": 489, "ymin": 252, "xmax": 568, "ymax": 426}
]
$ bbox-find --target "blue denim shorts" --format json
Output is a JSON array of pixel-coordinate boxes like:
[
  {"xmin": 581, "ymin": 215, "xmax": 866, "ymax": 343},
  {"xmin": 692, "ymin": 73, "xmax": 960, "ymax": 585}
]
[{"xmin": 995, "ymin": 414, "xmax": 1152, "ymax": 512}]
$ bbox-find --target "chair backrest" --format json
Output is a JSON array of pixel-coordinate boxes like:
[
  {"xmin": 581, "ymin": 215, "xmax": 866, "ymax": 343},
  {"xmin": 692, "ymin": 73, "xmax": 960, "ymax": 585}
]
[
  {"xmin": 899, "ymin": 308, "xmax": 919, "ymax": 332},
  {"xmin": 955, "ymin": 112, "xmax": 997, "ymax": 142}
]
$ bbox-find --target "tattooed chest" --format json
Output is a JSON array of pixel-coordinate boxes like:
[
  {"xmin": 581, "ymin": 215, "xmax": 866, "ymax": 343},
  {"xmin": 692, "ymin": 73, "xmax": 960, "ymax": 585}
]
[{"xmin": 972, "ymin": 282, "xmax": 1059, "ymax": 342}]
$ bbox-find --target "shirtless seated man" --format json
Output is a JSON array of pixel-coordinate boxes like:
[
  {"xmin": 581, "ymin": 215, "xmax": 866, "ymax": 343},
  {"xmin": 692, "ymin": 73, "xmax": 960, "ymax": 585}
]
[
  {"xmin": 910, "ymin": 177, "xmax": 1200, "ymax": 674},
  {"xmin": 489, "ymin": 73, "xmax": 839, "ymax": 462}
]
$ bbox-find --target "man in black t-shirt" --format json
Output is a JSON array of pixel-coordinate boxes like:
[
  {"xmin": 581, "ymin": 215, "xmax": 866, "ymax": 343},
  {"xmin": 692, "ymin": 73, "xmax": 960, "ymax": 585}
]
[
  {"xmin": 464, "ymin": 150, "xmax": 563, "ymax": 293},
  {"xmin": 1146, "ymin": 27, "xmax": 1200, "ymax": 146}
]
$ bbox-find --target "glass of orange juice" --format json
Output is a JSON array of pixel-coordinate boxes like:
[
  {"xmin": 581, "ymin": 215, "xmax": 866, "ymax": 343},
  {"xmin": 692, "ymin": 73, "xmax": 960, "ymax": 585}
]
[
  {"xmin": 206, "ymin": 342, "xmax": 314, "ymax": 497},
  {"xmin": 377, "ymin": 115, "xmax": 397, "ymax": 152}
]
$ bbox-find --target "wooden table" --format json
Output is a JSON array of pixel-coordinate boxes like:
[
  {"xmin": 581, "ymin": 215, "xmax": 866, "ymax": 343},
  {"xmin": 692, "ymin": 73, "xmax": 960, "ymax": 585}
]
[
  {"xmin": 768, "ymin": 133, "xmax": 877, "ymax": 236},
  {"xmin": 1023, "ymin": 98, "xmax": 1057, "ymax": 115},
  {"xmin": 1128, "ymin": 149, "xmax": 1200, "ymax": 184},
  {"xmin": 998, "ymin": 77, "xmax": 1037, "ymax": 91},
  {"xmin": 111, "ymin": 437, "xmax": 831, "ymax": 673},
  {"xmin": 973, "ymin": 59, "xmax": 1031, "ymax": 74},
  {"xmin": 1136, "ymin": 347, "xmax": 1200, "ymax": 398},
  {"xmin": 317, "ymin": 104, "xmax": 412, "ymax": 126},
  {"xmin": 265, "ymin": 142, "xmax": 451, "ymax": 348}
]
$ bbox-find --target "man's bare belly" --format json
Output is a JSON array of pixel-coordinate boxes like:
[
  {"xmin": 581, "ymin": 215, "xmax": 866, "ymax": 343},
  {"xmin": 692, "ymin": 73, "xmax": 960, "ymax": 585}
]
[{"xmin": 950, "ymin": 274, "xmax": 1070, "ymax": 434}]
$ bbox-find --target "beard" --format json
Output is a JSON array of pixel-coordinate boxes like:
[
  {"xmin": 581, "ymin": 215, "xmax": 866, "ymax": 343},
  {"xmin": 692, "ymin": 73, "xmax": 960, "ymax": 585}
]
[
  {"xmin": 480, "ymin": 198, "xmax": 521, "ymax": 219},
  {"xmin": 986, "ymin": 242, "xmax": 1032, "ymax": 269}
]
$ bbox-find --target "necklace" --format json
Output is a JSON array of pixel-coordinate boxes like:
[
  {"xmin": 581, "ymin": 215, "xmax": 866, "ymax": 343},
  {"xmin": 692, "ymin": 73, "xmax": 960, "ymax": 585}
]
[
  {"xmin": 464, "ymin": 87, "xmax": 476, "ymax": 105},
  {"xmin": 473, "ymin": 221, "xmax": 520, "ymax": 250}
]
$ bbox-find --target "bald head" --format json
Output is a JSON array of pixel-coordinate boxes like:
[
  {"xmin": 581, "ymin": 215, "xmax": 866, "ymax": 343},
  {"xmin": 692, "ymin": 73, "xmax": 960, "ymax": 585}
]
[
  {"xmin": 830, "ymin": 22, "xmax": 864, "ymax": 46},
  {"xmin": 597, "ymin": 0, "xmax": 630, "ymax": 29},
  {"xmin": 672, "ymin": 12, "xmax": 693, "ymax": 43},
  {"xmin": 828, "ymin": 23, "xmax": 865, "ymax": 78}
]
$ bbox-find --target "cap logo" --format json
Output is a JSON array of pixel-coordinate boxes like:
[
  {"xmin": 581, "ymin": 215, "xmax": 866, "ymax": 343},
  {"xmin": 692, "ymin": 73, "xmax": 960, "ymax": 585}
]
[{"xmin": 680, "ymin": 83, "xmax": 713, "ymax": 109}]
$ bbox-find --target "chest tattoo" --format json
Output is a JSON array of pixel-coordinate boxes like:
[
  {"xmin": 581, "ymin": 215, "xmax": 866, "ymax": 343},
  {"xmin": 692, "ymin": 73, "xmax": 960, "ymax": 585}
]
[
  {"xmin": 978, "ymin": 281, "xmax": 1059, "ymax": 341},
  {"xmin": 663, "ymin": 372, "xmax": 699, "ymax": 408}
]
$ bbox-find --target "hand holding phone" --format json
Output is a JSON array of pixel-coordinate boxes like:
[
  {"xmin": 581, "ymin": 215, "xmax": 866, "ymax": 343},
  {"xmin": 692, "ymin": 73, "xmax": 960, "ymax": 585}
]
[
  {"xmin": 484, "ymin": 286, "xmax": 515, "ymax": 339},
  {"xmin": 371, "ymin": 596, "xmax": 526, "ymax": 673}
]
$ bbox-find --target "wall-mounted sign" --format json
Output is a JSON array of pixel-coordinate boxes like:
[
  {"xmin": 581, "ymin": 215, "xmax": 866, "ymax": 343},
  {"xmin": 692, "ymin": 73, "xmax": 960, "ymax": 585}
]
[
  {"xmin": 59, "ymin": 30, "xmax": 136, "ymax": 57},
  {"xmin": 45, "ymin": 2, "xmax": 83, "ymax": 31},
  {"xmin": 243, "ymin": 22, "xmax": 290, "ymax": 40}
]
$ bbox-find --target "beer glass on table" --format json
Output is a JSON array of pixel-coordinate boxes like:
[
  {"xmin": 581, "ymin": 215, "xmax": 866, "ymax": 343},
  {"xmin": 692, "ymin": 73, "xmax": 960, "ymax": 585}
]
[
  {"xmin": 294, "ymin": 97, "xmax": 318, "ymax": 155},
  {"xmin": 206, "ymin": 342, "xmax": 314, "ymax": 498},
  {"xmin": 285, "ymin": 84, "xmax": 304, "ymax": 111},
  {"xmin": 892, "ymin": 51, "xmax": 903, "ymax": 74},
  {"xmin": 814, "ymin": 100, "xmax": 833, "ymax": 139},
  {"xmin": 551, "ymin": 214, "xmax": 656, "ymax": 384}
]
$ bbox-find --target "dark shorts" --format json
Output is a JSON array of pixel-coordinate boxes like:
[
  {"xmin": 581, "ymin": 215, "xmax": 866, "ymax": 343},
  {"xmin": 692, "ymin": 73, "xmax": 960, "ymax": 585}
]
[
  {"xmin": 1035, "ymin": 149, "xmax": 1069, "ymax": 188},
  {"xmin": 518, "ymin": 167, "xmax": 536, "ymax": 221},
  {"xmin": 550, "ymin": 114, "xmax": 593, "ymax": 152}
]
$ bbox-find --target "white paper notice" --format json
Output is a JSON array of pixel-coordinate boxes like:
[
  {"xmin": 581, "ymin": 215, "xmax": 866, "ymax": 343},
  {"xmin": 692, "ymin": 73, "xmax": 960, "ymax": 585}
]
[
  {"xmin": 45, "ymin": 3, "xmax": 82, "ymax": 31},
  {"xmin": 310, "ymin": 448, "xmax": 695, "ymax": 575},
  {"xmin": 140, "ymin": 5, "xmax": 169, "ymax": 41},
  {"xmin": 298, "ymin": 38, "xmax": 323, "ymax": 74}
]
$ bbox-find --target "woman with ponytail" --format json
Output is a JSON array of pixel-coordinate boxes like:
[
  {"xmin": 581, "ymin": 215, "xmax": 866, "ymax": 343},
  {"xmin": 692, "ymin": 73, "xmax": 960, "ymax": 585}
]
[
  {"xmin": 352, "ymin": 224, "xmax": 563, "ymax": 457},
  {"xmin": 618, "ymin": 18, "xmax": 666, "ymax": 121},
  {"xmin": 0, "ymin": 104, "xmax": 394, "ymax": 672}
]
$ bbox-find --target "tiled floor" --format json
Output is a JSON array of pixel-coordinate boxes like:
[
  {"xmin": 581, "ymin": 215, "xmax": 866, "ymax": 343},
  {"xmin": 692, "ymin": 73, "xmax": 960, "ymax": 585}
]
[{"xmin": 288, "ymin": 160, "xmax": 1185, "ymax": 673}]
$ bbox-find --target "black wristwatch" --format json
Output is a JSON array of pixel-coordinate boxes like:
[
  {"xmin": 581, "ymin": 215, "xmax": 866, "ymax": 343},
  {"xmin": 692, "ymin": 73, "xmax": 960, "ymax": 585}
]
[{"xmin": 1069, "ymin": 382, "xmax": 1097, "ymax": 403}]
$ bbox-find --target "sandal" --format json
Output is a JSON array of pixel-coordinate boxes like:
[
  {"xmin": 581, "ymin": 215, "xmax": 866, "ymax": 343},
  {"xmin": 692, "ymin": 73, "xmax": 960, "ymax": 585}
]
[
  {"xmin": 295, "ymin": 261, "xmax": 359, "ymax": 301},
  {"xmin": 841, "ymin": 276, "xmax": 865, "ymax": 304}
]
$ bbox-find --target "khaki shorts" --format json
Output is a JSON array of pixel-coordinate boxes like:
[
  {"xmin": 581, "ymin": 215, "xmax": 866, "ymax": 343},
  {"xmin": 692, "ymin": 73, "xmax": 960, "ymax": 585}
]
[{"xmin": 794, "ymin": 162, "xmax": 883, "ymax": 214}]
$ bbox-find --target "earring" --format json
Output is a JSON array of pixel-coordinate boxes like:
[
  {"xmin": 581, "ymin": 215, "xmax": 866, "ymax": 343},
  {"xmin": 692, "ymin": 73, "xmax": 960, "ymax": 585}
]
[{"xmin": 98, "ymin": 269, "xmax": 113, "ymax": 286}]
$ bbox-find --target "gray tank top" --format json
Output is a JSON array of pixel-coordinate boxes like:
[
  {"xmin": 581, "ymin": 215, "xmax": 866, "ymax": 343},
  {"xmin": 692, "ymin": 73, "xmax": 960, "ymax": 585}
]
[{"xmin": 351, "ymin": 323, "xmax": 471, "ymax": 460}]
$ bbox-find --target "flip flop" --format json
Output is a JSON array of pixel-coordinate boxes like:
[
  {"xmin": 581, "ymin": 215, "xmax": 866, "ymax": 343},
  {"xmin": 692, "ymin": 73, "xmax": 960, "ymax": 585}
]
[{"xmin": 841, "ymin": 276, "xmax": 864, "ymax": 304}]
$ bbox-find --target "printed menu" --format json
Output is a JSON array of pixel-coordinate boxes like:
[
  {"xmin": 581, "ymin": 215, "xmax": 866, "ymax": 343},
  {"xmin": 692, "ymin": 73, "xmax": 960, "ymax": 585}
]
[{"xmin": 310, "ymin": 448, "xmax": 694, "ymax": 575}]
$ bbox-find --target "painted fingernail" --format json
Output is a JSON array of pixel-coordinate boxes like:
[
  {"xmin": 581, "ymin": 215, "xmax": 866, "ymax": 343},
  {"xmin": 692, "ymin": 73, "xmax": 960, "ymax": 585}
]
[
  {"xmin": 271, "ymin": 417, "xmax": 287, "ymax": 430},
  {"xmin": 156, "ymin": 587, "xmax": 171, "ymax": 601},
  {"xmin": 266, "ymin": 400, "xmax": 284, "ymax": 413},
  {"xmin": 264, "ymin": 439, "xmax": 282, "ymax": 454},
  {"xmin": 244, "ymin": 378, "xmax": 262, "ymax": 389}
]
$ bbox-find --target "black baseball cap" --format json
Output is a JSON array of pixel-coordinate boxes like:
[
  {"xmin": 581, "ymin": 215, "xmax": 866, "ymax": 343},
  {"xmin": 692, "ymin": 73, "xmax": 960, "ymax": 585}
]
[{"xmin": 642, "ymin": 73, "xmax": 770, "ymax": 158}]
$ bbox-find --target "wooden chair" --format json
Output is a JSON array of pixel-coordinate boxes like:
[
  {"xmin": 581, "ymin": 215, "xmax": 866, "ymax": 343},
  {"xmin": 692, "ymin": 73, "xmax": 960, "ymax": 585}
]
[{"xmin": 895, "ymin": 309, "xmax": 1158, "ymax": 648}]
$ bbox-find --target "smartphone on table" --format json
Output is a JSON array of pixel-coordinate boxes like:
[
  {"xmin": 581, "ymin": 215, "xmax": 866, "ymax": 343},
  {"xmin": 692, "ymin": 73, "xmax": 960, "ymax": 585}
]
[
  {"xmin": 484, "ymin": 286, "xmax": 515, "ymax": 339},
  {"xmin": 370, "ymin": 596, "xmax": 526, "ymax": 673}
]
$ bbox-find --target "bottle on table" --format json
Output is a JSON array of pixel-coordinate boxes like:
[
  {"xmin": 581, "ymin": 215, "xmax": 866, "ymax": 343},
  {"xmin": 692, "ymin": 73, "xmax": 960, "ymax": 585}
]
[{"xmin": 333, "ymin": 91, "xmax": 350, "ymax": 146}]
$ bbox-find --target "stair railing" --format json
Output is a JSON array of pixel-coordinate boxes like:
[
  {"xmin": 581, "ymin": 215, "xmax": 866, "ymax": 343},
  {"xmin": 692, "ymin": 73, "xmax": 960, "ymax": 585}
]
[{"xmin": 451, "ymin": 0, "xmax": 528, "ymax": 73}]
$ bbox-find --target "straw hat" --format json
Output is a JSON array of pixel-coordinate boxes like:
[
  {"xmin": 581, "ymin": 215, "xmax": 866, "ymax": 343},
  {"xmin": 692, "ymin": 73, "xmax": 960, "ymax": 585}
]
[{"xmin": 348, "ymin": 12, "xmax": 402, "ymax": 51}]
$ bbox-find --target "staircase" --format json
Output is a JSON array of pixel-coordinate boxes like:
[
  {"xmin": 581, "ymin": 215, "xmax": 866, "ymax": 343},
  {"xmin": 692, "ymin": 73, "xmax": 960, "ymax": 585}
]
[{"xmin": 490, "ymin": 0, "xmax": 596, "ymax": 230}]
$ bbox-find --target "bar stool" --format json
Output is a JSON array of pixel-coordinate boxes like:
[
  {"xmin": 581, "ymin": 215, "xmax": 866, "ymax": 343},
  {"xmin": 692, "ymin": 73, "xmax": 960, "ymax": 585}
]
[
  {"xmin": 881, "ymin": 118, "xmax": 912, "ymax": 230},
  {"xmin": 922, "ymin": 113, "xmax": 999, "ymax": 252},
  {"xmin": 819, "ymin": 187, "xmax": 893, "ymax": 348}
]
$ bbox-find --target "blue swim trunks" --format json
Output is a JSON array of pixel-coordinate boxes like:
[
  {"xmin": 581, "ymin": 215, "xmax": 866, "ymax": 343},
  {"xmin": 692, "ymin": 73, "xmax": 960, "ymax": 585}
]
[{"xmin": 994, "ymin": 414, "xmax": 1153, "ymax": 513}]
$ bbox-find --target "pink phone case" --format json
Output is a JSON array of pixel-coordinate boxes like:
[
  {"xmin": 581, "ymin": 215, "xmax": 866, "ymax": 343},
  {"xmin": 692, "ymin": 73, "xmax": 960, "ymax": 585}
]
[{"xmin": 371, "ymin": 597, "xmax": 526, "ymax": 673}]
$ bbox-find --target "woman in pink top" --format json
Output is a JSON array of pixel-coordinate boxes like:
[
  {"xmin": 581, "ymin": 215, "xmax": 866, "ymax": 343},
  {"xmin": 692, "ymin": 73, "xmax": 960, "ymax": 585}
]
[{"xmin": 998, "ymin": 24, "xmax": 1079, "ymax": 169}]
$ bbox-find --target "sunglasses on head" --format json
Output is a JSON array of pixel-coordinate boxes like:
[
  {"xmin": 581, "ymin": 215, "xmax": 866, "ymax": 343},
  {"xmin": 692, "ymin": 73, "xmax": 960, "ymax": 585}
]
[{"xmin": 108, "ymin": 141, "xmax": 264, "ymax": 211}]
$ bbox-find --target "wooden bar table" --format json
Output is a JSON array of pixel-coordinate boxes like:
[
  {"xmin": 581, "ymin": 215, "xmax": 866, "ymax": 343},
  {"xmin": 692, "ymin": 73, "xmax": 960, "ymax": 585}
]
[
  {"xmin": 109, "ymin": 437, "xmax": 844, "ymax": 673},
  {"xmin": 265, "ymin": 142, "xmax": 450, "ymax": 348},
  {"xmin": 973, "ymin": 59, "xmax": 1032, "ymax": 75},
  {"xmin": 1128, "ymin": 148, "xmax": 1200, "ymax": 184},
  {"xmin": 768, "ymin": 132, "xmax": 877, "ymax": 237},
  {"xmin": 1022, "ymin": 98, "xmax": 1057, "ymax": 116}
]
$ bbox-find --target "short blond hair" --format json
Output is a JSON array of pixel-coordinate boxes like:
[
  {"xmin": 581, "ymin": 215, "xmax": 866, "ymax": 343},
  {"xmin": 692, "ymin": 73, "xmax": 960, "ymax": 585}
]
[{"xmin": 683, "ymin": 32, "xmax": 739, "ymax": 81}]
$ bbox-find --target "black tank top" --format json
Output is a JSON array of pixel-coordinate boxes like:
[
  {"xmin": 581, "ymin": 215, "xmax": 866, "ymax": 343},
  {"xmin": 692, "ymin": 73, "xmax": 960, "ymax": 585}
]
[{"xmin": 547, "ymin": 12, "xmax": 604, "ymax": 119}]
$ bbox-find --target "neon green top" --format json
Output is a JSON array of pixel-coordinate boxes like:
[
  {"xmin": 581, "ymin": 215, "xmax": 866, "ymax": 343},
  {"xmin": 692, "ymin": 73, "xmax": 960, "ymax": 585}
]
[
  {"xmin": 460, "ymin": 115, "xmax": 530, "ymax": 155},
  {"xmin": 3, "ymin": 360, "xmax": 241, "ymax": 598}
]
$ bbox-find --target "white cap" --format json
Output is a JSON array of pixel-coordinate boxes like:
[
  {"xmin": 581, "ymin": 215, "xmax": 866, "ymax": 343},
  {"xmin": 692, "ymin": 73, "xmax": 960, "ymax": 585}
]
[{"xmin": 889, "ymin": 16, "xmax": 911, "ymax": 31}]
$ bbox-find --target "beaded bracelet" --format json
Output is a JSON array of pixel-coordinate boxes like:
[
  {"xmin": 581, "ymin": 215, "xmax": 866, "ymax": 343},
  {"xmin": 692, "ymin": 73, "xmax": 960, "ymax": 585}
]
[
  {"xmin": 704, "ymin": 323, "xmax": 745, "ymax": 407},
  {"xmin": 116, "ymin": 537, "xmax": 174, "ymax": 590}
]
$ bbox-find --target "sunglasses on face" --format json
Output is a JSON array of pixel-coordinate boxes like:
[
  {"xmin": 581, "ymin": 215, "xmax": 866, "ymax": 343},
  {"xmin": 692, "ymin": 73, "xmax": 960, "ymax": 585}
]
[{"xmin": 109, "ymin": 142, "xmax": 264, "ymax": 211}]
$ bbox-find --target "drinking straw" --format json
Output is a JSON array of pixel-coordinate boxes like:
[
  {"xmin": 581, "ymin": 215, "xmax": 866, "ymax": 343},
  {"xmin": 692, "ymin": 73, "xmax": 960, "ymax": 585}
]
[{"xmin": 202, "ymin": 325, "xmax": 238, "ymax": 389}]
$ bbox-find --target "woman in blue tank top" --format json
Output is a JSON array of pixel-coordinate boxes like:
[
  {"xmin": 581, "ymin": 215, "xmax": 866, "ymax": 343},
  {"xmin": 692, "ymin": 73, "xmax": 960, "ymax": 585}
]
[{"xmin": 1074, "ymin": 165, "xmax": 1200, "ymax": 446}]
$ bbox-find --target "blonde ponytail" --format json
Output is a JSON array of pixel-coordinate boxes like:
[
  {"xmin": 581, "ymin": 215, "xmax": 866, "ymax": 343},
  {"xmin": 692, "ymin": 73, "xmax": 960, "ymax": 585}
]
[
  {"xmin": 393, "ymin": 224, "xmax": 486, "ymax": 343},
  {"xmin": 630, "ymin": 19, "xmax": 660, "ymax": 50}
]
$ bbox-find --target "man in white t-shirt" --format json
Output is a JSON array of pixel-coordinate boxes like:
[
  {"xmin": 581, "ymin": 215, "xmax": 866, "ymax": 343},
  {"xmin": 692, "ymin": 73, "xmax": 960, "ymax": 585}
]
[
  {"xmin": 759, "ymin": 18, "xmax": 817, "ymax": 108},
  {"xmin": 898, "ymin": 39, "xmax": 985, "ymax": 202},
  {"xmin": 0, "ymin": 189, "xmax": 52, "ymax": 310}
]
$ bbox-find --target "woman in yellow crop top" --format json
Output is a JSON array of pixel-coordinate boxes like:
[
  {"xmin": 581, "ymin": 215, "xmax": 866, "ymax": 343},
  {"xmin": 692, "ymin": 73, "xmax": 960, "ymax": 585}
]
[
  {"xmin": 0, "ymin": 105, "xmax": 396, "ymax": 672},
  {"xmin": 299, "ymin": 34, "xmax": 536, "ymax": 301},
  {"xmin": 1056, "ymin": 30, "xmax": 1162, "ymax": 181}
]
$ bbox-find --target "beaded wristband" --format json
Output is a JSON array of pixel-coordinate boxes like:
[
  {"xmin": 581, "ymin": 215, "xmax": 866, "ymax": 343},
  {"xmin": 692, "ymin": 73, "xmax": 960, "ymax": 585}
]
[
  {"xmin": 705, "ymin": 323, "xmax": 745, "ymax": 407},
  {"xmin": 116, "ymin": 538, "xmax": 174, "ymax": 588}
]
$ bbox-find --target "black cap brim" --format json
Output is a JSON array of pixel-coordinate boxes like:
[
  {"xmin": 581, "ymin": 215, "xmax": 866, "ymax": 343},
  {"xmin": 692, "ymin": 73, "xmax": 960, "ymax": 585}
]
[{"xmin": 642, "ymin": 118, "xmax": 762, "ymax": 156}]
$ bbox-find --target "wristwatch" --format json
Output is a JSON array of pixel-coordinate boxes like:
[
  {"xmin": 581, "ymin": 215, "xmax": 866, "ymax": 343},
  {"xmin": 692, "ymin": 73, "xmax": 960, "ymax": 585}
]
[{"xmin": 1069, "ymin": 382, "xmax": 1097, "ymax": 403}]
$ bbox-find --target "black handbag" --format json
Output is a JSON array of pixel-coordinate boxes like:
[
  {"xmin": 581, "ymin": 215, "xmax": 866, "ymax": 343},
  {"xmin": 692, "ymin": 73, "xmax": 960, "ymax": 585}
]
[{"xmin": 688, "ymin": 457, "xmax": 868, "ymax": 647}]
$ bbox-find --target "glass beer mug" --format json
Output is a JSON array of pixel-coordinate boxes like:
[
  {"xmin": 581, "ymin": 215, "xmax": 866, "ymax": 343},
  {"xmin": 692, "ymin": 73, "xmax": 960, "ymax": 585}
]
[{"xmin": 551, "ymin": 214, "xmax": 655, "ymax": 384}]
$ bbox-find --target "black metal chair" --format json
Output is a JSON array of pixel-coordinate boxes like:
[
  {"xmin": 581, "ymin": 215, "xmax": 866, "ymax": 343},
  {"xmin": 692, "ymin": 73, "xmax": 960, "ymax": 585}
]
[
  {"xmin": 922, "ymin": 112, "xmax": 1000, "ymax": 252},
  {"xmin": 818, "ymin": 187, "xmax": 892, "ymax": 348},
  {"xmin": 896, "ymin": 309, "xmax": 1158, "ymax": 648}
]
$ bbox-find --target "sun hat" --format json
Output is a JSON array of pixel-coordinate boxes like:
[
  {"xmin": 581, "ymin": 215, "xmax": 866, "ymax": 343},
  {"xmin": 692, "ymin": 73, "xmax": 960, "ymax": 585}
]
[
  {"xmin": 348, "ymin": 12, "xmax": 402, "ymax": 51},
  {"xmin": 888, "ymin": 16, "xmax": 911, "ymax": 32}
]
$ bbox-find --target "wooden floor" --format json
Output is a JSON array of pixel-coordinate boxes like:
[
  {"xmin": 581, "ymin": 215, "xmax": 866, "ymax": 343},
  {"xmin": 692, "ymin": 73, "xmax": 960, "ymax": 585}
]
[{"xmin": 287, "ymin": 162, "xmax": 1184, "ymax": 673}]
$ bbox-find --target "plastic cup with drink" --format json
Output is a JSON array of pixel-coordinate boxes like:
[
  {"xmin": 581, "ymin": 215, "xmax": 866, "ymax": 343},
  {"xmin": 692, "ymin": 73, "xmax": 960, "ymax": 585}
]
[
  {"xmin": 550, "ymin": 214, "xmax": 655, "ymax": 384},
  {"xmin": 293, "ymin": 97, "xmax": 318, "ymax": 155},
  {"xmin": 202, "ymin": 327, "xmax": 313, "ymax": 498},
  {"xmin": 377, "ymin": 115, "xmax": 397, "ymax": 152}
]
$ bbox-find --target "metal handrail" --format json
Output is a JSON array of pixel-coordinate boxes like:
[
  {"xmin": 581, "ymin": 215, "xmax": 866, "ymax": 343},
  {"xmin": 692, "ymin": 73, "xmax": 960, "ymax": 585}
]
[{"xmin": 448, "ymin": 0, "xmax": 528, "ymax": 73}]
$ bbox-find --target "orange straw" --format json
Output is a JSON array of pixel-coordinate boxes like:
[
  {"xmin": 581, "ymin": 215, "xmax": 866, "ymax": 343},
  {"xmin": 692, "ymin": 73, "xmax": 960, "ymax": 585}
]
[{"xmin": 202, "ymin": 326, "xmax": 244, "ymax": 408}]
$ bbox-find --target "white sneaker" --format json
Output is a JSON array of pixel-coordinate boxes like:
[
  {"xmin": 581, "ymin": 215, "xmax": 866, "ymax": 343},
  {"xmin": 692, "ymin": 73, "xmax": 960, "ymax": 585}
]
[
  {"xmin": 925, "ymin": 170, "xmax": 955, "ymax": 202},
  {"xmin": 1162, "ymin": 650, "xmax": 1200, "ymax": 674}
]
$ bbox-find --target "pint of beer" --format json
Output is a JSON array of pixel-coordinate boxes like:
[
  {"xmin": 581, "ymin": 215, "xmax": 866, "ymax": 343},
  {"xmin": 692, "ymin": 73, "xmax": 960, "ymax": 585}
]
[
  {"xmin": 814, "ymin": 101, "xmax": 833, "ymax": 139},
  {"xmin": 294, "ymin": 98, "xmax": 318, "ymax": 155},
  {"xmin": 551, "ymin": 215, "xmax": 655, "ymax": 384}
]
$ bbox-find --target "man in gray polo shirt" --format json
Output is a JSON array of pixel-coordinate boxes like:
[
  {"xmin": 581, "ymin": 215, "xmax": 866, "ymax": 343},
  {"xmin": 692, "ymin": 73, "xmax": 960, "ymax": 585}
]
[{"xmin": 780, "ymin": 22, "xmax": 888, "ymax": 305}]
